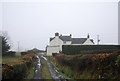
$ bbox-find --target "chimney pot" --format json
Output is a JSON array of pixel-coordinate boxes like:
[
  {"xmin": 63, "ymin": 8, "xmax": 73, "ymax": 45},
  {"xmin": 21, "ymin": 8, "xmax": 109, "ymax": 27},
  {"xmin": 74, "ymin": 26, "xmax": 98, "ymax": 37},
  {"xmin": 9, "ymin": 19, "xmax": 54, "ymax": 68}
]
[{"xmin": 55, "ymin": 32, "xmax": 59, "ymax": 36}]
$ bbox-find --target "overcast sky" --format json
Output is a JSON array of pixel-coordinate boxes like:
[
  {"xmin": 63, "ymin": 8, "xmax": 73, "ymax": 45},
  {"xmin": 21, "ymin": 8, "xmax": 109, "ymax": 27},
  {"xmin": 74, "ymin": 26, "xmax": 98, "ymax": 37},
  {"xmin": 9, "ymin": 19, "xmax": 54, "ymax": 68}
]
[{"xmin": 0, "ymin": 0, "xmax": 118, "ymax": 51}]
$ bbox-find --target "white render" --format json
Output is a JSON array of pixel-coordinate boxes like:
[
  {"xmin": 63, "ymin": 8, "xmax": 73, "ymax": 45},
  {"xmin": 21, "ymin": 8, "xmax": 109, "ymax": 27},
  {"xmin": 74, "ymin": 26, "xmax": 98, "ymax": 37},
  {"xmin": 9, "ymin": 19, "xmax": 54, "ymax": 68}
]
[
  {"xmin": 83, "ymin": 38, "xmax": 94, "ymax": 45},
  {"xmin": 46, "ymin": 45, "xmax": 60, "ymax": 56},
  {"xmin": 50, "ymin": 36, "xmax": 63, "ymax": 51},
  {"xmin": 46, "ymin": 33, "xmax": 94, "ymax": 56}
]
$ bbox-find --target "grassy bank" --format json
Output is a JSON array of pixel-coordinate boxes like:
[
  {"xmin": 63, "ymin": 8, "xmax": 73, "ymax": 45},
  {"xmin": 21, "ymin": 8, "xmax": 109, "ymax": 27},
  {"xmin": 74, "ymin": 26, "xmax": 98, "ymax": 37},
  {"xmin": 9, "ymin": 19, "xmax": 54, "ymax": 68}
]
[{"xmin": 41, "ymin": 58, "xmax": 53, "ymax": 80}]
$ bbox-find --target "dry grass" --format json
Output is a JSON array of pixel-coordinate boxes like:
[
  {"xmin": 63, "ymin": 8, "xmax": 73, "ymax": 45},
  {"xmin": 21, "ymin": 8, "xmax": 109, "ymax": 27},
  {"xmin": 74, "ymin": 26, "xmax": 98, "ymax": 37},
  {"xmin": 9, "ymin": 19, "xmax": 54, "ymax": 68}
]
[{"xmin": 2, "ymin": 56, "xmax": 19, "ymax": 65}]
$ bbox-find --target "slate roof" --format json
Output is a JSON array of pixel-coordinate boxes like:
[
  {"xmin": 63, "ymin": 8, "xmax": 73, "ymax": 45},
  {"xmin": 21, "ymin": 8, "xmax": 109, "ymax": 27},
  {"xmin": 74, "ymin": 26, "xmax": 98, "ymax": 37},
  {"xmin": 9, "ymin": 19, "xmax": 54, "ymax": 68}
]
[
  {"xmin": 50, "ymin": 37, "xmax": 55, "ymax": 41},
  {"xmin": 71, "ymin": 38, "xmax": 87, "ymax": 44},
  {"xmin": 59, "ymin": 36, "xmax": 71, "ymax": 41},
  {"xmin": 90, "ymin": 39, "xmax": 94, "ymax": 44},
  {"xmin": 50, "ymin": 35, "xmax": 94, "ymax": 44}
]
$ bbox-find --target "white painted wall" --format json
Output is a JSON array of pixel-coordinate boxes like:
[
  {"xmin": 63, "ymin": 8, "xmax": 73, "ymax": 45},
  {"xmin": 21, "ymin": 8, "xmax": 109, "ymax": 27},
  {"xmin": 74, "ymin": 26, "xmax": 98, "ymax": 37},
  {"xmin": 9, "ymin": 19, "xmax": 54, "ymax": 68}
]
[
  {"xmin": 47, "ymin": 46, "xmax": 60, "ymax": 56},
  {"xmin": 50, "ymin": 36, "xmax": 63, "ymax": 51},
  {"xmin": 83, "ymin": 39, "xmax": 94, "ymax": 45},
  {"xmin": 47, "ymin": 36, "xmax": 73, "ymax": 56}
]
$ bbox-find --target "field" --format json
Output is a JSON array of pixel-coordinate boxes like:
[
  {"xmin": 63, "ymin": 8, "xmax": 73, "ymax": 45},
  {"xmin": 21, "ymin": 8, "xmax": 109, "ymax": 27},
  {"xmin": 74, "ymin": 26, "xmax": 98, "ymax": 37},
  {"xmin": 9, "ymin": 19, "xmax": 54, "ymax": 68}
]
[
  {"xmin": 2, "ymin": 56, "xmax": 19, "ymax": 64},
  {"xmin": 50, "ymin": 50, "xmax": 120, "ymax": 79}
]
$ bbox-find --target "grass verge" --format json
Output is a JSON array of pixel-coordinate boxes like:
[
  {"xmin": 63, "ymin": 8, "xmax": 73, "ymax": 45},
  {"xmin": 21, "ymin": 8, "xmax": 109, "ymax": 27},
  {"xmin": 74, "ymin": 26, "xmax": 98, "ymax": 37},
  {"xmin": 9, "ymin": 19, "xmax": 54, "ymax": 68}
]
[
  {"xmin": 41, "ymin": 58, "xmax": 53, "ymax": 80},
  {"xmin": 46, "ymin": 56, "xmax": 75, "ymax": 81},
  {"xmin": 50, "ymin": 60, "xmax": 75, "ymax": 81}
]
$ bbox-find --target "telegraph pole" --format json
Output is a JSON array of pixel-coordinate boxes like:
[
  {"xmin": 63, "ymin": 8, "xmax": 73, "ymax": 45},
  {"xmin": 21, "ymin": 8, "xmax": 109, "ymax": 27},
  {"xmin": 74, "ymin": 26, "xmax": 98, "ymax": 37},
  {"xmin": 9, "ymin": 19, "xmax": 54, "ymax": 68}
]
[{"xmin": 18, "ymin": 41, "xmax": 19, "ymax": 52}]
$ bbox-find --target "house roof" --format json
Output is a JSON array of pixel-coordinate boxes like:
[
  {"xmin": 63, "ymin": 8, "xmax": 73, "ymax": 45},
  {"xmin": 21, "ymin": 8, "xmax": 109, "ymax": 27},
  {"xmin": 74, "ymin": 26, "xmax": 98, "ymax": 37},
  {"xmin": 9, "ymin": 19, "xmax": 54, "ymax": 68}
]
[
  {"xmin": 59, "ymin": 36, "xmax": 71, "ymax": 41},
  {"xmin": 71, "ymin": 38, "xmax": 87, "ymax": 44},
  {"xmin": 90, "ymin": 39, "xmax": 94, "ymax": 44},
  {"xmin": 50, "ymin": 34, "xmax": 94, "ymax": 44},
  {"xmin": 50, "ymin": 37, "xmax": 55, "ymax": 41},
  {"xmin": 50, "ymin": 36, "xmax": 71, "ymax": 41}
]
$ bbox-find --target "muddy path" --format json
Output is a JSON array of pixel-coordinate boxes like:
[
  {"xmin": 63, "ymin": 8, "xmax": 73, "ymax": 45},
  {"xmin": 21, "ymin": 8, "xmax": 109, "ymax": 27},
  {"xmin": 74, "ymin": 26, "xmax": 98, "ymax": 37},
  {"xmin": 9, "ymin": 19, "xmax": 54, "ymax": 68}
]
[
  {"xmin": 33, "ymin": 56, "xmax": 42, "ymax": 79},
  {"xmin": 32, "ymin": 55, "xmax": 66, "ymax": 81},
  {"xmin": 41, "ymin": 56, "xmax": 66, "ymax": 81}
]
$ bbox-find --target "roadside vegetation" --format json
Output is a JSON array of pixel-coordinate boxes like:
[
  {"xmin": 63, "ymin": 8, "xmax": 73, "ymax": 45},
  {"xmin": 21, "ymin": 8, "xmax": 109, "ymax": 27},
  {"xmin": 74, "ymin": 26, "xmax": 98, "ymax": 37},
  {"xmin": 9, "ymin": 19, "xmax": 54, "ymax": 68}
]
[
  {"xmin": 24, "ymin": 59, "xmax": 37, "ymax": 79},
  {"xmin": 50, "ymin": 60, "xmax": 75, "ymax": 81},
  {"xmin": 116, "ymin": 55, "xmax": 120, "ymax": 66},
  {"xmin": 41, "ymin": 57, "xmax": 53, "ymax": 80},
  {"xmin": 2, "ymin": 54, "xmax": 37, "ymax": 80},
  {"xmin": 62, "ymin": 45, "xmax": 120, "ymax": 55},
  {"xmin": 51, "ymin": 50, "xmax": 120, "ymax": 80},
  {"xmin": 45, "ymin": 56, "xmax": 74, "ymax": 81}
]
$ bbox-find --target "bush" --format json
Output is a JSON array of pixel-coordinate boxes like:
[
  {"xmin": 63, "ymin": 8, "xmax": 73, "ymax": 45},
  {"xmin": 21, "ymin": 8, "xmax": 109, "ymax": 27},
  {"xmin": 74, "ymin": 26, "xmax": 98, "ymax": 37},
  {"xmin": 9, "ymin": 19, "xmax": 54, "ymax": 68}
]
[
  {"xmin": 2, "ymin": 54, "xmax": 36, "ymax": 79},
  {"xmin": 3, "ymin": 51, "xmax": 16, "ymax": 56},
  {"xmin": 14, "ymin": 63, "xmax": 28, "ymax": 79},
  {"xmin": 53, "ymin": 50, "xmax": 120, "ymax": 79},
  {"xmin": 2, "ymin": 64, "xmax": 14, "ymax": 79},
  {"xmin": 21, "ymin": 52, "xmax": 28, "ymax": 55},
  {"xmin": 116, "ymin": 55, "xmax": 120, "ymax": 66}
]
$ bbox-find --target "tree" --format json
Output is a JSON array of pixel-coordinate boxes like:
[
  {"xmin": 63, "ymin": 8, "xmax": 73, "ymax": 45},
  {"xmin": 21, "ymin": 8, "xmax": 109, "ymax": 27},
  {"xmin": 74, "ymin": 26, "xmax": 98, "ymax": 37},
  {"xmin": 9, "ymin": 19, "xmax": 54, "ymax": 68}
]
[{"xmin": 0, "ymin": 32, "xmax": 10, "ymax": 54}]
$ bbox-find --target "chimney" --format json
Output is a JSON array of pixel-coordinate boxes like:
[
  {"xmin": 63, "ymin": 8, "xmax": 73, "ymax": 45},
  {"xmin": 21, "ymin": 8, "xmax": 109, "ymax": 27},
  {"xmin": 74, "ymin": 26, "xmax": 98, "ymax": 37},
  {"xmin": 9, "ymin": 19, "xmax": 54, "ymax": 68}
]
[
  {"xmin": 87, "ymin": 33, "xmax": 90, "ymax": 39},
  {"xmin": 55, "ymin": 32, "xmax": 59, "ymax": 36}
]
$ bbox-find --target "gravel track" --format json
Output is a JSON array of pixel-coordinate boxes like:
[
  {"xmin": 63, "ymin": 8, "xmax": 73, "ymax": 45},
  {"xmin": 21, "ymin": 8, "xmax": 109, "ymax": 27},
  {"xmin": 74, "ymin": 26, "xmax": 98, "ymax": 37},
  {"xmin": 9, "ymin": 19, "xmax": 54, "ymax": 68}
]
[
  {"xmin": 33, "ymin": 55, "xmax": 66, "ymax": 81},
  {"xmin": 41, "ymin": 56, "xmax": 66, "ymax": 81}
]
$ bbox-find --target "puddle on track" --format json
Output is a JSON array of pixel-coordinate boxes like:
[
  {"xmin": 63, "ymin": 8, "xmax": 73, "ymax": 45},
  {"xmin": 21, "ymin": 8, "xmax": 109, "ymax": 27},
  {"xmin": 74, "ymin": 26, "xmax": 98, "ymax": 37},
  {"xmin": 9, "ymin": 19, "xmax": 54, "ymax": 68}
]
[
  {"xmin": 33, "ymin": 56, "xmax": 42, "ymax": 79},
  {"xmin": 41, "ymin": 56, "xmax": 66, "ymax": 81}
]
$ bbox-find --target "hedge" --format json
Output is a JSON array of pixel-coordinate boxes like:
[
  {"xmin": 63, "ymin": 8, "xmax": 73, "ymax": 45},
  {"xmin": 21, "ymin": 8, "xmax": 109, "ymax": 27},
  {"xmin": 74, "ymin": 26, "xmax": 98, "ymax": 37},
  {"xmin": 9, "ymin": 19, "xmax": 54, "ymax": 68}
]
[
  {"xmin": 2, "ymin": 51, "xmax": 16, "ymax": 56},
  {"xmin": 53, "ymin": 50, "xmax": 120, "ymax": 79},
  {"xmin": 62, "ymin": 45, "xmax": 120, "ymax": 55},
  {"xmin": 2, "ymin": 54, "xmax": 37, "ymax": 80}
]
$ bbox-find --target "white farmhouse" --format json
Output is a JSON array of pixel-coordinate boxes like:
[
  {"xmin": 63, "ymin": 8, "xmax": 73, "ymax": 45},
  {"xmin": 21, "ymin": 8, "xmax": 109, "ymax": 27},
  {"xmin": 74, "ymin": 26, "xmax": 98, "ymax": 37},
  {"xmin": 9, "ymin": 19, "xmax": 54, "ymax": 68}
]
[{"xmin": 46, "ymin": 32, "xmax": 94, "ymax": 56}]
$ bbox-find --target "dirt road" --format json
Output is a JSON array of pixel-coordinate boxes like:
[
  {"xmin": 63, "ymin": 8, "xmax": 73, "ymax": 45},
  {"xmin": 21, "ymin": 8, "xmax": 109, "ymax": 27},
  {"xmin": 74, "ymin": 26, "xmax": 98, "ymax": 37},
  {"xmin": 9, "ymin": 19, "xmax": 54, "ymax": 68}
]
[
  {"xmin": 33, "ymin": 56, "xmax": 42, "ymax": 79},
  {"xmin": 41, "ymin": 56, "xmax": 66, "ymax": 81},
  {"xmin": 33, "ymin": 55, "xmax": 66, "ymax": 81}
]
